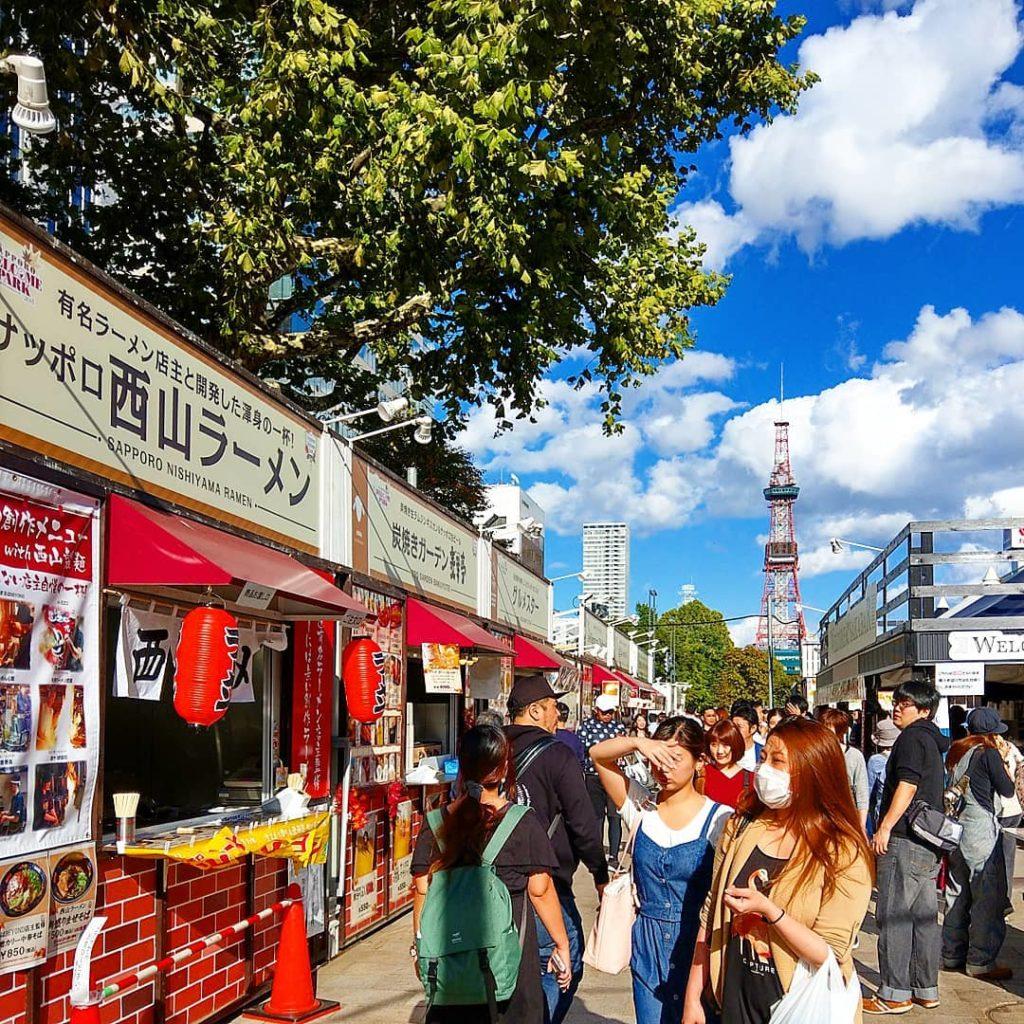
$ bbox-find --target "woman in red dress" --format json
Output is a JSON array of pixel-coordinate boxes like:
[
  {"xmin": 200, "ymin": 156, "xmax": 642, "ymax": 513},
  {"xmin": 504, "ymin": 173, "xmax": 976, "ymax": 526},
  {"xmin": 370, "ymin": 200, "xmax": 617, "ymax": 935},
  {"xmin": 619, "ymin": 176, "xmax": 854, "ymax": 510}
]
[{"xmin": 701, "ymin": 719, "xmax": 752, "ymax": 808}]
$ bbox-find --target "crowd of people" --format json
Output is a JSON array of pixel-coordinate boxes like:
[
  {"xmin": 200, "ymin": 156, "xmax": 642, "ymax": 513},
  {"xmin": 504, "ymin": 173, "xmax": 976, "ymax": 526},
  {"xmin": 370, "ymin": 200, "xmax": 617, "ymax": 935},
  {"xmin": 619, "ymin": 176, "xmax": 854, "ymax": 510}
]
[{"xmin": 410, "ymin": 675, "xmax": 1022, "ymax": 1024}]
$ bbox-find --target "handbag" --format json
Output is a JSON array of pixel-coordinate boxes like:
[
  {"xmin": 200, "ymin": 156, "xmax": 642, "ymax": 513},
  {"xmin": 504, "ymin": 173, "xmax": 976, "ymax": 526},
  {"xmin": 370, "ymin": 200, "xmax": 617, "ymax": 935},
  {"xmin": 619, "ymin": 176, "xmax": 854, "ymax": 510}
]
[
  {"xmin": 768, "ymin": 951, "xmax": 860, "ymax": 1024},
  {"xmin": 582, "ymin": 809, "xmax": 643, "ymax": 974},
  {"xmin": 906, "ymin": 799, "xmax": 963, "ymax": 853}
]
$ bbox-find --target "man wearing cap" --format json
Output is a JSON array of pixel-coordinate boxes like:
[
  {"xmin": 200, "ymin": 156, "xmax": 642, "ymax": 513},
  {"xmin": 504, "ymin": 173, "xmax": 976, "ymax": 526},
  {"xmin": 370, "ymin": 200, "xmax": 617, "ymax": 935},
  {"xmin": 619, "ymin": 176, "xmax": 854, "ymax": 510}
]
[
  {"xmin": 578, "ymin": 693, "xmax": 627, "ymax": 865},
  {"xmin": 506, "ymin": 675, "xmax": 608, "ymax": 1024},
  {"xmin": 867, "ymin": 717, "xmax": 899, "ymax": 838}
]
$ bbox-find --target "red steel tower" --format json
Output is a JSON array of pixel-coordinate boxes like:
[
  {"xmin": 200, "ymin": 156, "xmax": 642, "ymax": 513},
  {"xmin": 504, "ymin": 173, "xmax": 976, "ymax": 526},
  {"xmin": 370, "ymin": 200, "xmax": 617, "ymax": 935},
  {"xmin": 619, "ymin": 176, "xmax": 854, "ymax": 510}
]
[{"xmin": 755, "ymin": 420, "xmax": 806, "ymax": 653}]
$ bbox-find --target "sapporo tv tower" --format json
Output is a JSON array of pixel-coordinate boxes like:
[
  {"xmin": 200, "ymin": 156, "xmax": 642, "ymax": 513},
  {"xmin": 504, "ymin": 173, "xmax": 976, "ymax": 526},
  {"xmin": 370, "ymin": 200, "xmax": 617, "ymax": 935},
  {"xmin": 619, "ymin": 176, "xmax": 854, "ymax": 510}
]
[{"xmin": 755, "ymin": 407, "xmax": 806, "ymax": 682}]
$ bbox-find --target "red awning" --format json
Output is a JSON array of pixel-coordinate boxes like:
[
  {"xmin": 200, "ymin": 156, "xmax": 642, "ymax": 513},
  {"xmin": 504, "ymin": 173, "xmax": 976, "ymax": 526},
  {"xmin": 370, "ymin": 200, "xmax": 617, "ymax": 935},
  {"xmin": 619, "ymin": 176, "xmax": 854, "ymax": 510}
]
[
  {"xmin": 406, "ymin": 598, "xmax": 512, "ymax": 653},
  {"xmin": 106, "ymin": 495, "xmax": 370, "ymax": 621},
  {"xmin": 514, "ymin": 635, "xmax": 570, "ymax": 671},
  {"xmin": 592, "ymin": 664, "xmax": 620, "ymax": 688}
]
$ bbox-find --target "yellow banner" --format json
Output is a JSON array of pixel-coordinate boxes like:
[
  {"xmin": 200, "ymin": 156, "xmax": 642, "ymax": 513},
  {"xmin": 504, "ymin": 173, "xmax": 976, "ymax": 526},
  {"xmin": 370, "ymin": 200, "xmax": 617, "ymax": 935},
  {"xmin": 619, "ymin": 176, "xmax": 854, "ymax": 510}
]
[{"xmin": 122, "ymin": 812, "xmax": 330, "ymax": 871}]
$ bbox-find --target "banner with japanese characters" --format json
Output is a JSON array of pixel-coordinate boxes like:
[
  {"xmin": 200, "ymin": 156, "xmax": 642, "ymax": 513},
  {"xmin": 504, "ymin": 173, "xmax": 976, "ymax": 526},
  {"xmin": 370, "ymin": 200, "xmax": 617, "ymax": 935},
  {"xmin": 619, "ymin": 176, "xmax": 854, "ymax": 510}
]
[
  {"xmin": 46, "ymin": 842, "xmax": 97, "ymax": 956},
  {"xmin": 113, "ymin": 601, "xmax": 284, "ymax": 703},
  {"xmin": 352, "ymin": 459, "xmax": 477, "ymax": 612},
  {"xmin": 492, "ymin": 549, "xmax": 550, "ymax": 640},
  {"xmin": 291, "ymin": 621, "xmax": 334, "ymax": 799},
  {"xmin": 422, "ymin": 643, "xmax": 462, "ymax": 694},
  {"xmin": 0, "ymin": 849, "xmax": 49, "ymax": 975},
  {"xmin": 0, "ymin": 471, "xmax": 100, "ymax": 860},
  {"xmin": 0, "ymin": 213, "xmax": 320, "ymax": 553}
]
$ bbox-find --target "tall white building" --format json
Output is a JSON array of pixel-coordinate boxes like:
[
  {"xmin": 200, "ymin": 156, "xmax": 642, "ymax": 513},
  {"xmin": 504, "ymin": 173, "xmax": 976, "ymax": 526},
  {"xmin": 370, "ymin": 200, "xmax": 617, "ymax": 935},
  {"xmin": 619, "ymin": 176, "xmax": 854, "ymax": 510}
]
[{"xmin": 582, "ymin": 522, "xmax": 630, "ymax": 620}]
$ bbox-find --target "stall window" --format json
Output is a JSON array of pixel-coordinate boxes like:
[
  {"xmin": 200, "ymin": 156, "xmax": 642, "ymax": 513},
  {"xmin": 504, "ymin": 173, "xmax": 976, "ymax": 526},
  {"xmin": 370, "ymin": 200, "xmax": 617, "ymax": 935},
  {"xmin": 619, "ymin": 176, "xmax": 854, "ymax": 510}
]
[
  {"xmin": 102, "ymin": 605, "xmax": 276, "ymax": 830},
  {"xmin": 406, "ymin": 658, "xmax": 455, "ymax": 760}
]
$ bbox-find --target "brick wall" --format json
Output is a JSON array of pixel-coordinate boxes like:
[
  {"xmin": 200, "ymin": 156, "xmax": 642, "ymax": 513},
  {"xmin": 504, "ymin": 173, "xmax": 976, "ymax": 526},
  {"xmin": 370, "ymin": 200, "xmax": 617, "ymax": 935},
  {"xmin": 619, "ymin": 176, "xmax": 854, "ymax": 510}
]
[
  {"xmin": 2, "ymin": 853, "xmax": 289, "ymax": 1024},
  {"xmin": 0, "ymin": 971, "xmax": 29, "ymax": 1024}
]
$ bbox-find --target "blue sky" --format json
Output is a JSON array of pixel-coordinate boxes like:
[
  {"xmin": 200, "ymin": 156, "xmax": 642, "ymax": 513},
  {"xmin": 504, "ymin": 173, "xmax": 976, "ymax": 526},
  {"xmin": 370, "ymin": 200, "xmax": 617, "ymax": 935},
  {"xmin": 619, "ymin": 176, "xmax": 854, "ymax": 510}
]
[{"xmin": 460, "ymin": 0, "xmax": 1024, "ymax": 641}]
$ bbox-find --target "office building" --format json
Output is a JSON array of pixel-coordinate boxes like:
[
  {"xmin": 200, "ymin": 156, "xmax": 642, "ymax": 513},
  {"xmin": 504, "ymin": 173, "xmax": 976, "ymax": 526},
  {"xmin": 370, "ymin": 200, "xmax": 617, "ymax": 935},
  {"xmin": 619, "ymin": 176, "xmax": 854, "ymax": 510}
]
[
  {"xmin": 478, "ymin": 482, "xmax": 546, "ymax": 575},
  {"xmin": 582, "ymin": 522, "xmax": 630, "ymax": 620}
]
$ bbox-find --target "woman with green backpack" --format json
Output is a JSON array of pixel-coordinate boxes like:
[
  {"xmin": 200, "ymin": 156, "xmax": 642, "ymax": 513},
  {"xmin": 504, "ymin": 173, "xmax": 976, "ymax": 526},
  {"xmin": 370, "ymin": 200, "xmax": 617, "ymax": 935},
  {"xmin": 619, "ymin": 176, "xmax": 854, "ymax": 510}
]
[{"xmin": 411, "ymin": 724, "xmax": 573, "ymax": 1022}]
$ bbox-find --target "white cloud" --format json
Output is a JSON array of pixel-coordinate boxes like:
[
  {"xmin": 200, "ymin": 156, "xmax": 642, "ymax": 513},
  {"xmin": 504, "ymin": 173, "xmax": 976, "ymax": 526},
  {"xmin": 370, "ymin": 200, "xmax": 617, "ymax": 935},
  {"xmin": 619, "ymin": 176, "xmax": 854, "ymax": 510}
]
[
  {"xmin": 676, "ymin": 0, "xmax": 1024, "ymax": 264},
  {"xmin": 728, "ymin": 616, "xmax": 761, "ymax": 647},
  {"xmin": 461, "ymin": 304, "xmax": 1024, "ymax": 562}
]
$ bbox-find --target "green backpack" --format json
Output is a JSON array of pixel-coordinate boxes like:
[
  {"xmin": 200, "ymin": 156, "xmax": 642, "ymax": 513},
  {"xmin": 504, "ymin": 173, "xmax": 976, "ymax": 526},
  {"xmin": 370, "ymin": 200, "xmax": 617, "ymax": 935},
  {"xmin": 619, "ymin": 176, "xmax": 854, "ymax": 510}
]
[{"xmin": 417, "ymin": 804, "xmax": 529, "ymax": 1019}]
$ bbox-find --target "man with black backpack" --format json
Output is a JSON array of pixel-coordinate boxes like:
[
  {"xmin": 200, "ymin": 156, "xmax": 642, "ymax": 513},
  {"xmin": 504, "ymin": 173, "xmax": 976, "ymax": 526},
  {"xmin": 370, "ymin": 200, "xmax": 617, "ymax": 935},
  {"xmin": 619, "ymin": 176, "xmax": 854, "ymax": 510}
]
[
  {"xmin": 505, "ymin": 675, "xmax": 609, "ymax": 1024},
  {"xmin": 864, "ymin": 679, "xmax": 949, "ymax": 1016}
]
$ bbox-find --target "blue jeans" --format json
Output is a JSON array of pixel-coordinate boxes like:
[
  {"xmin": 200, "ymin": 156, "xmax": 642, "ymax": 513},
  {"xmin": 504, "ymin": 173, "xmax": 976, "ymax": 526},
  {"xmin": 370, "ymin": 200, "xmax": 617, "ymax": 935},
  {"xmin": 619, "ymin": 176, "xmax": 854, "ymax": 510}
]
[{"xmin": 536, "ymin": 884, "xmax": 584, "ymax": 1024}]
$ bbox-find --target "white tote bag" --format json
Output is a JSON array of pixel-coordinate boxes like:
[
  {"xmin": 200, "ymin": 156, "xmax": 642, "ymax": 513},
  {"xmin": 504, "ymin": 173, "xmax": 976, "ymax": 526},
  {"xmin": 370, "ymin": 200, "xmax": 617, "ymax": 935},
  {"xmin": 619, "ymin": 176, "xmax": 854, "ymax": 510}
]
[
  {"xmin": 582, "ymin": 815, "xmax": 642, "ymax": 975},
  {"xmin": 768, "ymin": 951, "xmax": 860, "ymax": 1024}
]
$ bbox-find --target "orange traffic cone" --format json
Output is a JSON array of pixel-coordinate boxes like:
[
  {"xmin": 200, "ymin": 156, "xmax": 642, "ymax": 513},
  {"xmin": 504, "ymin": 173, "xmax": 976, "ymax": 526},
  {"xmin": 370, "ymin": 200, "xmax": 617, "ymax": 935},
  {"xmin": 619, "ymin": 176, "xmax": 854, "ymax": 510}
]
[{"xmin": 245, "ymin": 885, "xmax": 339, "ymax": 1024}]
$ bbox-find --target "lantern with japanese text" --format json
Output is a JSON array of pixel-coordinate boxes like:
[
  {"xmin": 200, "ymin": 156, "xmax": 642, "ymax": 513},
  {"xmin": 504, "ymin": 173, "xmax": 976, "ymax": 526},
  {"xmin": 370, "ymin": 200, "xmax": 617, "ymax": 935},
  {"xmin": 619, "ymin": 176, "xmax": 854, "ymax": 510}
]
[
  {"xmin": 342, "ymin": 637, "xmax": 386, "ymax": 723},
  {"xmin": 173, "ymin": 606, "xmax": 239, "ymax": 727}
]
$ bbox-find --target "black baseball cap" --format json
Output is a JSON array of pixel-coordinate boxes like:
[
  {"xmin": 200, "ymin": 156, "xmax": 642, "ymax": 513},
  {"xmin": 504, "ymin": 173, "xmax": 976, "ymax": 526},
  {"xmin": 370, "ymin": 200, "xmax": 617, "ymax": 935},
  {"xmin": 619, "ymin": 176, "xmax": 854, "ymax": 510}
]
[
  {"xmin": 966, "ymin": 706, "xmax": 1007, "ymax": 736},
  {"xmin": 509, "ymin": 674, "xmax": 568, "ymax": 707}
]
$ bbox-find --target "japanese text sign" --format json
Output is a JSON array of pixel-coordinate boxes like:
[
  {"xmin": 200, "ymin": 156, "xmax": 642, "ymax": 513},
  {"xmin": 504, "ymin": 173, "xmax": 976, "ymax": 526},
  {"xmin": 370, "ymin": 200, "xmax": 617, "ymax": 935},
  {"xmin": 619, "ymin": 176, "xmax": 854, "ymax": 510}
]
[
  {"xmin": 352, "ymin": 460, "xmax": 477, "ymax": 611},
  {"xmin": 0, "ymin": 214, "xmax": 320, "ymax": 552},
  {"xmin": 291, "ymin": 622, "xmax": 334, "ymax": 798},
  {"xmin": 492, "ymin": 550, "xmax": 549, "ymax": 640}
]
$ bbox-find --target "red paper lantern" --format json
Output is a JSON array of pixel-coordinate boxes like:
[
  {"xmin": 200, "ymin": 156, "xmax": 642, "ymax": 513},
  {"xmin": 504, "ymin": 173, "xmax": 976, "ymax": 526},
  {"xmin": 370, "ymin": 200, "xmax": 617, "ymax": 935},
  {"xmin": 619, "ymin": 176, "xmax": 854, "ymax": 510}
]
[
  {"xmin": 342, "ymin": 637, "xmax": 386, "ymax": 723},
  {"xmin": 174, "ymin": 606, "xmax": 239, "ymax": 727}
]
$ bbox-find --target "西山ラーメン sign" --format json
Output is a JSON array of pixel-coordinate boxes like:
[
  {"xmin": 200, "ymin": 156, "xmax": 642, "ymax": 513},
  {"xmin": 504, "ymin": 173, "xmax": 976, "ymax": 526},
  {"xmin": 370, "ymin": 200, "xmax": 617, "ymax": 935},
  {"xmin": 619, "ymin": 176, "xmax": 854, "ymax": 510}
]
[
  {"xmin": 492, "ymin": 550, "xmax": 549, "ymax": 640},
  {"xmin": 0, "ymin": 212, "xmax": 320, "ymax": 552},
  {"xmin": 351, "ymin": 459, "xmax": 477, "ymax": 611}
]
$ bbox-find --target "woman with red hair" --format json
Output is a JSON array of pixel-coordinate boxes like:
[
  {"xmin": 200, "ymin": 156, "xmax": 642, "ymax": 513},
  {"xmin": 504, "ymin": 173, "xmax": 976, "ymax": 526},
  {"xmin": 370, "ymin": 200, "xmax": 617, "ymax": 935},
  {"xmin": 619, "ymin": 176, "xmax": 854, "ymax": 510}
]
[
  {"xmin": 682, "ymin": 716, "xmax": 874, "ymax": 1024},
  {"xmin": 702, "ymin": 719, "xmax": 752, "ymax": 809}
]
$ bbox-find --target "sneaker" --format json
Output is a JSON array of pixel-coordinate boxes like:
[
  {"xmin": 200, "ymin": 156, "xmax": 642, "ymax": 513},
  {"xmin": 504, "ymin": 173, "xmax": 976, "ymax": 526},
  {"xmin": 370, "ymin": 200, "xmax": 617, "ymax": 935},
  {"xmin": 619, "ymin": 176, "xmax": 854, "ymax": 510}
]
[
  {"xmin": 941, "ymin": 961, "xmax": 965, "ymax": 972},
  {"xmin": 912, "ymin": 997, "xmax": 940, "ymax": 1009},
  {"xmin": 966, "ymin": 965, "xmax": 1013, "ymax": 982},
  {"xmin": 862, "ymin": 997, "xmax": 913, "ymax": 1015}
]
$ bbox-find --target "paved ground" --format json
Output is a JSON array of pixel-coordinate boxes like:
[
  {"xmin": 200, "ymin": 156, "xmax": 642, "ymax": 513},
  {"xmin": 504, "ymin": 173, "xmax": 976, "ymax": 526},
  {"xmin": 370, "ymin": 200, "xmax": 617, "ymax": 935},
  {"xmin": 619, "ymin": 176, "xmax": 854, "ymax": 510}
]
[{"xmin": 298, "ymin": 870, "xmax": 1024, "ymax": 1024}]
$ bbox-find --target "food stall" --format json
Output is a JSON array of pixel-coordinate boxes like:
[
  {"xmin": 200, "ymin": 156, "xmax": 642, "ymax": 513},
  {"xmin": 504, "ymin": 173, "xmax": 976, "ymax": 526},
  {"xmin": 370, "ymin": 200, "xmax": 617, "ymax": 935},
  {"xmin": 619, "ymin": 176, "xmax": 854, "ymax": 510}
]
[
  {"xmin": 0, "ymin": 203, "xmax": 370, "ymax": 1024},
  {"xmin": 340, "ymin": 456, "xmax": 515, "ymax": 944}
]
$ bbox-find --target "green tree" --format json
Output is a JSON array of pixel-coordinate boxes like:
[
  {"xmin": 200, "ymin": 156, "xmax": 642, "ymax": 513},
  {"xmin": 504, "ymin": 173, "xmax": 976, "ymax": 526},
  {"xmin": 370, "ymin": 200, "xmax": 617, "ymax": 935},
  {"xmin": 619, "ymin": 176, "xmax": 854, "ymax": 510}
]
[
  {"xmin": 717, "ymin": 645, "xmax": 789, "ymax": 708},
  {"xmin": 657, "ymin": 600, "xmax": 734, "ymax": 712},
  {"xmin": 1, "ymin": 1, "xmax": 812, "ymax": 434}
]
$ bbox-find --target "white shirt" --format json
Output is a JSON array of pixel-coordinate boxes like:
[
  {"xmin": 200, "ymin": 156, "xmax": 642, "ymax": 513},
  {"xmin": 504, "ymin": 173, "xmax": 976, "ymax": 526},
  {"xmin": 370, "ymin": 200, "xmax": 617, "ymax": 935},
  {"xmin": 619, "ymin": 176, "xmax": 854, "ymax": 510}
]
[
  {"xmin": 619, "ymin": 779, "xmax": 732, "ymax": 849},
  {"xmin": 737, "ymin": 745, "xmax": 758, "ymax": 772}
]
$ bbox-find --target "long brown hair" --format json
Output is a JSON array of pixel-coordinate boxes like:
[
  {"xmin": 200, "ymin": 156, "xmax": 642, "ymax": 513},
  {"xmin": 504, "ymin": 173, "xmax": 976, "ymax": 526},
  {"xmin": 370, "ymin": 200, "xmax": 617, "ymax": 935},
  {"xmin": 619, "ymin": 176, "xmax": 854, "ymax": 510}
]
[
  {"xmin": 736, "ymin": 716, "xmax": 873, "ymax": 899},
  {"xmin": 946, "ymin": 733, "xmax": 998, "ymax": 771},
  {"xmin": 432, "ymin": 725, "xmax": 517, "ymax": 873}
]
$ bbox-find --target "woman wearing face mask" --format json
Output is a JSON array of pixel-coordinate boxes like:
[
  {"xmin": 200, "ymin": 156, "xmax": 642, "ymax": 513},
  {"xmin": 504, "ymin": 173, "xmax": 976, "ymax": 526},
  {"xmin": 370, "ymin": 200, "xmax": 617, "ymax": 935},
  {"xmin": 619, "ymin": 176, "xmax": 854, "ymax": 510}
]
[
  {"xmin": 590, "ymin": 717, "xmax": 731, "ymax": 1024},
  {"xmin": 682, "ymin": 716, "xmax": 874, "ymax": 1024},
  {"xmin": 701, "ymin": 719, "xmax": 752, "ymax": 809}
]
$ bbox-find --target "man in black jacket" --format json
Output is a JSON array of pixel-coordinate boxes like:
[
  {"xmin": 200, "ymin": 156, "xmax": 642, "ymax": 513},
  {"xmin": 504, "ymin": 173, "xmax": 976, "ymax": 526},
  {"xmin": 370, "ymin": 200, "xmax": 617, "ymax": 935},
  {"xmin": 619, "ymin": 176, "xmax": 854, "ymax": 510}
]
[
  {"xmin": 864, "ymin": 680, "xmax": 949, "ymax": 1016},
  {"xmin": 505, "ymin": 675, "xmax": 608, "ymax": 1024}
]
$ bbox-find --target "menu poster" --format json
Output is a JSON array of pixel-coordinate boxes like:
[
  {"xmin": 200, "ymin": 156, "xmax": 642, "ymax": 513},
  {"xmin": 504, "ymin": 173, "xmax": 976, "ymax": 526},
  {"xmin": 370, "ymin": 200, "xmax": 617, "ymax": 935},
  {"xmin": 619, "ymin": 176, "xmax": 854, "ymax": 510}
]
[
  {"xmin": 390, "ymin": 799, "xmax": 414, "ymax": 904},
  {"xmin": 350, "ymin": 815, "xmax": 378, "ymax": 925},
  {"xmin": 422, "ymin": 643, "xmax": 462, "ymax": 694},
  {"xmin": 47, "ymin": 843, "xmax": 97, "ymax": 955},
  {"xmin": 0, "ymin": 851, "xmax": 49, "ymax": 974},
  {"xmin": 291, "ymin": 621, "xmax": 334, "ymax": 799},
  {"xmin": 0, "ymin": 474, "xmax": 100, "ymax": 859}
]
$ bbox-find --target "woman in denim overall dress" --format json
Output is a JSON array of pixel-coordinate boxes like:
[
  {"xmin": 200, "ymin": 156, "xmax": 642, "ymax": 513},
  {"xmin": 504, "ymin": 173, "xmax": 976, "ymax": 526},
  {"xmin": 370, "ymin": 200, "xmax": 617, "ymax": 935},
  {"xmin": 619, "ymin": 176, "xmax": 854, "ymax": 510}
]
[{"xmin": 590, "ymin": 716, "xmax": 730, "ymax": 1024}]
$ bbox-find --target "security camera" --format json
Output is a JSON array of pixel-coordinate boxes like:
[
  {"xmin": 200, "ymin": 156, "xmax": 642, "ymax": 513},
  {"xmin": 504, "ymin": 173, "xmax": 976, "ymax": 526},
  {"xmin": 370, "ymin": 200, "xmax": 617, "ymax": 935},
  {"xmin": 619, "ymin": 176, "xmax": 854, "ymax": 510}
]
[
  {"xmin": 829, "ymin": 538, "xmax": 844, "ymax": 554},
  {"xmin": 2, "ymin": 55, "xmax": 55, "ymax": 135}
]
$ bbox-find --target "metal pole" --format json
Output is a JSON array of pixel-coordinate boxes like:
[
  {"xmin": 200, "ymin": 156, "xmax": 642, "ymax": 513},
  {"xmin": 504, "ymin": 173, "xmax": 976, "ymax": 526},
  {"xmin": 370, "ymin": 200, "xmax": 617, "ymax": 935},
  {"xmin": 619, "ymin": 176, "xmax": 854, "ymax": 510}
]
[{"xmin": 767, "ymin": 595, "xmax": 775, "ymax": 709}]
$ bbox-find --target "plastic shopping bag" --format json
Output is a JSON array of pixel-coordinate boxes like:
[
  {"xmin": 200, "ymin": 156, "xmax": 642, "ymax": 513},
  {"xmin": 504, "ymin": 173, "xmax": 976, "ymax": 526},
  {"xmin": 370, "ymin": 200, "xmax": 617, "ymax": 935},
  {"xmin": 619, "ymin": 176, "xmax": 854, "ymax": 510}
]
[{"xmin": 768, "ymin": 952, "xmax": 860, "ymax": 1024}]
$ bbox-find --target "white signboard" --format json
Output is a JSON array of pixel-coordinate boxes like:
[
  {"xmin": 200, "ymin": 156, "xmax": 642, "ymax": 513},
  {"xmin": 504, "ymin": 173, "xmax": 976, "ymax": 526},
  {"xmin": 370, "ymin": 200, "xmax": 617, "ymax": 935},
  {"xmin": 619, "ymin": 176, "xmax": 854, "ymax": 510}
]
[
  {"xmin": 612, "ymin": 630, "xmax": 631, "ymax": 671},
  {"xmin": 825, "ymin": 584, "xmax": 877, "ymax": 665},
  {"xmin": 582, "ymin": 609, "xmax": 607, "ymax": 657},
  {"xmin": 0, "ymin": 216, "xmax": 320, "ymax": 552},
  {"xmin": 949, "ymin": 631, "xmax": 1024, "ymax": 662},
  {"xmin": 935, "ymin": 661, "xmax": 986, "ymax": 696},
  {"xmin": 492, "ymin": 551, "xmax": 549, "ymax": 640},
  {"xmin": 354, "ymin": 464, "xmax": 477, "ymax": 611}
]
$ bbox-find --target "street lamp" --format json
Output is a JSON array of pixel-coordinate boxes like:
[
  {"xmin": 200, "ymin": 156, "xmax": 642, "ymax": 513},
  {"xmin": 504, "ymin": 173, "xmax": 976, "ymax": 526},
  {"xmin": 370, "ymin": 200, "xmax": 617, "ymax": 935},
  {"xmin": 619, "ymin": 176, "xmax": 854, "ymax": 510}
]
[
  {"xmin": 340, "ymin": 414, "xmax": 433, "ymax": 446},
  {"xmin": 319, "ymin": 395, "xmax": 410, "ymax": 426},
  {"xmin": 550, "ymin": 570, "xmax": 590, "ymax": 583},
  {"xmin": 829, "ymin": 537, "xmax": 883, "ymax": 555},
  {"xmin": 1, "ymin": 55, "xmax": 55, "ymax": 135}
]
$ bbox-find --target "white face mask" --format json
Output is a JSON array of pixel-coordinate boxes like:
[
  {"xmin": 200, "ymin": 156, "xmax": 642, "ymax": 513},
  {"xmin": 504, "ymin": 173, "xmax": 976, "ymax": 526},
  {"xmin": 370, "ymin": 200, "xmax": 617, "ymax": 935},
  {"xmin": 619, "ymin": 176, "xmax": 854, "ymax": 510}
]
[{"xmin": 754, "ymin": 763, "xmax": 792, "ymax": 809}]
